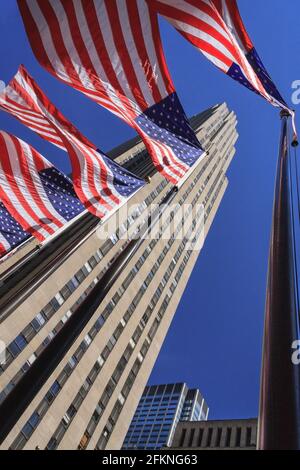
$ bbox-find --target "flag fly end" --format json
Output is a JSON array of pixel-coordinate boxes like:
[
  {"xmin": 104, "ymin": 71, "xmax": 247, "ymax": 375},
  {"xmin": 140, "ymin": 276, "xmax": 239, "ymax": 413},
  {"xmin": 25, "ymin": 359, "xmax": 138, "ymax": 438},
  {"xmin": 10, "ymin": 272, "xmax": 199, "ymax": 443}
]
[{"xmin": 291, "ymin": 137, "xmax": 299, "ymax": 148}]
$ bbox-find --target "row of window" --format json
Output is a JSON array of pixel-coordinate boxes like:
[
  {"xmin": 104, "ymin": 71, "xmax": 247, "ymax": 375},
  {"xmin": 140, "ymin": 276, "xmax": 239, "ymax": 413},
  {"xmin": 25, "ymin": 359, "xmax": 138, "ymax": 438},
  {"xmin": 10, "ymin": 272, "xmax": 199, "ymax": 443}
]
[
  {"xmin": 123, "ymin": 435, "xmax": 170, "ymax": 449},
  {"xmin": 96, "ymin": 206, "xmax": 207, "ymax": 450},
  {"xmin": 124, "ymin": 152, "xmax": 156, "ymax": 180},
  {"xmin": 200, "ymin": 133, "xmax": 236, "ymax": 210},
  {"xmin": 125, "ymin": 429, "xmax": 172, "ymax": 447},
  {"xmin": 132, "ymin": 409, "xmax": 176, "ymax": 420},
  {"xmin": 0, "ymin": 251, "xmax": 101, "ymax": 372},
  {"xmin": 0, "ymin": 270, "xmax": 98, "ymax": 404},
  {"xmin": 0, "ymin": 243, "xmax": 136, "ymax": 405},
  {"xmin": 179, "ymin": 425, "xmax": 255, "ymax": 448},
  {"xmin": 1, "ymin": 181, "xmax": 168, "ymax": 377},
  {"xmin": 202, "ymin": 111, "xmax": 227, "ymax": 143},
  {"xmin": 46, "ymin": 191, "xmax": 206, "ymax": 450},
  {"xmin": 126, "ymin": 424, "xmax": 172, "ymax": 438},
  {"xmin": 9, "ymin": 151, "xmax": 222, "ymax": 449},
  {"xmin": 130, "ymin": 410, "xmax": 177, "ymax": 425},
  {"xmin": 140, "ymin": 394, "xmax": 180, "ymax": 402},
  {"xmin": 140, "ymin": 398, "xmax": 180, "ymax": 405},
  {"xmin": 209, "ymin": 123, "xmax": 236, "ymax": 171},
  {"xmin": 1, "ymin": 186, "xmax": 172, "ymax": 397},
  {"xmin": 212, "ymin": 115, "xmax": 236, "ymax": 148},
  {"xmin": 95, "ymin": 221, "xmax": 203, "ymax": 450},
  {"xmin": 205, "ymin": 176, "xmax": 227, "ymax": 217},
  {"xmin": 9, "ymin": 175, "xmax": 198, "ymax": 450}
]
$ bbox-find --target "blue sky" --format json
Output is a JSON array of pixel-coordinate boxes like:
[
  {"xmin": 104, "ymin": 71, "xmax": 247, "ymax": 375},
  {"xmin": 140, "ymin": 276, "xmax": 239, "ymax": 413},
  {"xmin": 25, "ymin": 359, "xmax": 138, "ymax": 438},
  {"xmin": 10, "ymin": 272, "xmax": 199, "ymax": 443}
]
[{"xmin": 0, "ymin": 1, "xmax": 299, "ymax": 420}]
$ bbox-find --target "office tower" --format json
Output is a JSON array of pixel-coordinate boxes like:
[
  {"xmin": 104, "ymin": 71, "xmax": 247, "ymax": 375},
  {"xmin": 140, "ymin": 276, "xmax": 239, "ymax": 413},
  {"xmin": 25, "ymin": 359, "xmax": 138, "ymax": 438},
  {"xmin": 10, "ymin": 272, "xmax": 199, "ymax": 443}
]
[
  {"xmin": 0, "ymin": 103, "xmax": 238, "ymax": 450},
  {"xmin": 122, "ymin": 383, "xmax": 209, "ymax": 450},
  {"xmin": 169, "ymin": 418, "xmax": 257, "ymax": 450}
]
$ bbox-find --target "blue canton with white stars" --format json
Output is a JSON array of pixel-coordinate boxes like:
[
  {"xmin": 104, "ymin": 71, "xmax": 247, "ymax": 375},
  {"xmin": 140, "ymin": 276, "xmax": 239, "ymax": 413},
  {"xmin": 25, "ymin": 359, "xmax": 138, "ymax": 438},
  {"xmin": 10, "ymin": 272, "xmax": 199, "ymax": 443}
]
[
  {"xmin": 0, "ymin": 201, "xmax": 30, "ymax": 252},
  {"xmin": 246, "ymin": 48, "xmax": 287, "ymax": 106},
  {"xmin": 135, "ymin": 92, "xmax": 204, "ymax": 168},
  {"xmin": 101, "ymin": 154, "xmax": 145, "ymax": 197},
  {"xmin": 227, "ymin": 62, "xmax": 260, "ymax": 95},
  {"xmin": 40, "ymin": 167, "xmax": 84, "ymax": 221}
]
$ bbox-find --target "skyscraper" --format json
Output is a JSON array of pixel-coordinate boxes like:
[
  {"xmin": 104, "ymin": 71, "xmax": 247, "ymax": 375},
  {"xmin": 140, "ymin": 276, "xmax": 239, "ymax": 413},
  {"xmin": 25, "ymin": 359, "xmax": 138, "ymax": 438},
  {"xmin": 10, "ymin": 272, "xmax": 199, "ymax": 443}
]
[
  {"xmin": 0, "ymin": 103, "xmax": 238, "ymax": 450},
  {"xmin": 122, "ymin": 383, "xmax": 209, "ymax": 450}
]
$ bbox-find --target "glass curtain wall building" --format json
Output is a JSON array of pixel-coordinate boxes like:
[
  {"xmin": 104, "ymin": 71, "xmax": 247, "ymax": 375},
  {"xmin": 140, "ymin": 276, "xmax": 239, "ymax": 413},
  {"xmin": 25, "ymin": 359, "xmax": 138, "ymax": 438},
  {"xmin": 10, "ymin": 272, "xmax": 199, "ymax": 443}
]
[{"xmin": 122, "ymin": 383, "xmax": 209, "ymax": 450}]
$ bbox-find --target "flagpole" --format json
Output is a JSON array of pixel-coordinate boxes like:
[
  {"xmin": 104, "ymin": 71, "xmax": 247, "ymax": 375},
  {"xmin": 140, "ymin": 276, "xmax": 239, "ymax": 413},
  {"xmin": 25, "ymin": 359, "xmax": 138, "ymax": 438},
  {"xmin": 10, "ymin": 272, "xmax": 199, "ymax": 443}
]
[{"xmin": 257, "ymin": 111, "xmax": 300, "ymax": 449}]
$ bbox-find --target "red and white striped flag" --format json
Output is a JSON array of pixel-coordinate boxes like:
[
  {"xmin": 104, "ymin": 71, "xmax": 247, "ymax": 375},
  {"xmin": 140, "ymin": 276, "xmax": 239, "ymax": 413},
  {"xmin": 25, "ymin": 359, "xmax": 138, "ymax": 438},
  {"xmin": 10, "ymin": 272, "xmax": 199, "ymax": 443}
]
[
  {"xmin": 146, "ymin": 0, "xmax": 297, "ymax": 142},
  {"xmin": 18, "ymin": 0, "xmax": 205, "ymax": 184},
  {"xmin": 0, "ymin": 131, "xmax": 84, "ymax": 242},
  {"xmin": 0, "ymin": 66, "xmax": 145, "ymax": 218}
]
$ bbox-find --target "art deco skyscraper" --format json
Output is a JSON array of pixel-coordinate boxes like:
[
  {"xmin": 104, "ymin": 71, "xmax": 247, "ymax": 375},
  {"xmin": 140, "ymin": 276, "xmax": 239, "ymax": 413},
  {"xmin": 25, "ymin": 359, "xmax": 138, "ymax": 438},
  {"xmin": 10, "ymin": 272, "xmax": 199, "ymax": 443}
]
[{"xmin": 0, "ymin": 103, "xmax": 238, "ymax": 450}]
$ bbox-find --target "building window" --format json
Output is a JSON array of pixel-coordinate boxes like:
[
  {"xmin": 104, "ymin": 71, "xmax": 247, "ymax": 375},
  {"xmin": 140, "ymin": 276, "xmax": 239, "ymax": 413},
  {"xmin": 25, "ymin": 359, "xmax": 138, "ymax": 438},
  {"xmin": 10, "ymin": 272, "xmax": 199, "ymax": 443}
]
[
  {"xmin": 245, "ymin": 427, "xmax": 252, "ymax": 447},
  {"xmin": 78, "ymin": 433, "xmax": 89, "ymax": 451},
  {"xmin": 215, "ymin": 427, "xmax": 222, "ymax": 448},
  {"xmin": 60, "ymin": 284, "xmax": 72, "ymax": 301},
  {"xmin": 225, "ymin": 427, "xmax": 232, "ymax": 448},
  {"xmin": 188, "ymin": 428, "xmax": 195, "ymax": 447},
  {"xmin": 235, "ymin": 427, "xmax": 242, "ymax": 447},
  {"xmin": 10, "ymin": 433, "xmax": 26, "ymax": 450},
  {"xmin": 206, "ymin": 427, "xmax": 213, "ymax": 447},
  {"xmin": 22, "ymin": 325, "xmax": 35, "ymax": 343},
  {"xmin": 11, "ymin": 180, "xmax": 206, "ymax": 450}
]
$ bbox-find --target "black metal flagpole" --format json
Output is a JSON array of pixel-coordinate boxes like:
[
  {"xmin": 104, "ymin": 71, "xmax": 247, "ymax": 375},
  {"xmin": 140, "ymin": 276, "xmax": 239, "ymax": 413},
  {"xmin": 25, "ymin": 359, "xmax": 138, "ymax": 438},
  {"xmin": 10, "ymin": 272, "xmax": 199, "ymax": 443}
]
[{"xmin": 257, "ymin": 110, "xmax": 300, "ymax": 449}]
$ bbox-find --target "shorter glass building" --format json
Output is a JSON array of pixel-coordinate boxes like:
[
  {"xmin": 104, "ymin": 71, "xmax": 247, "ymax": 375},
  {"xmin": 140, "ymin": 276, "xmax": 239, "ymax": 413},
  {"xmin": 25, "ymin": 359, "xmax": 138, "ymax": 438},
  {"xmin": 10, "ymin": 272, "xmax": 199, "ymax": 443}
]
[{"xmin": 122, "ymin": 383, "xmax": 209, "ymax": 450}]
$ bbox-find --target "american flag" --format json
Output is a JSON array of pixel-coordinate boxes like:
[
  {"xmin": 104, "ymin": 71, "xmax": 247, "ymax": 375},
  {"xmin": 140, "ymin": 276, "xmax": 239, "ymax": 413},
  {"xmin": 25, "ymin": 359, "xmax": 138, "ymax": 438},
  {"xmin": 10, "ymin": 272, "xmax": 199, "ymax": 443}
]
[
  {"xmin": 0, "ymin": 202, "xmax": 30, "ymax": 259},
  {"xmin": 17, "ymin": 0, "xmax": 205, "ymax": 184},
  {"xmin": 0, "ymin": 131, "xmax": 84, "ymax": 243},
  {"xmin": 0, "ymin": 66, "xmax": 145, "ymax": 218},
  {"xmin": 146, "ymin": 0, "xmax": 296, "ymax": 136}
]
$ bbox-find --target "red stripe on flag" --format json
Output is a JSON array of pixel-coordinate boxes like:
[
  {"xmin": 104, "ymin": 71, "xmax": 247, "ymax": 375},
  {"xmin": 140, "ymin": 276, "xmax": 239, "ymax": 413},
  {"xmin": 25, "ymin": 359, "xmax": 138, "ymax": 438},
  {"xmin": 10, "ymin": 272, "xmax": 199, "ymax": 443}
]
[
  {"xmin": 0, "ymin": 243, "xmax": 7, "ymax": 257},
  {"xmin": 12, "ymin": 137, "xmax": 64, "ymax": 229},
  {"xmin": 18, "ymin": 0, "xmax": 195, "ymax": 184},
  {"xmin": 18, "ymin": 0, "xmax": 121, "ymax": 119},
  {"xmin": 126, "ymin": 0, "xmax": 163, "ymax": 104},
  {"xmin": 187, "ymin": 0, "xmax": 224, "ymax": 30},
  {"xmin": 0, "ymin": 184, "xmax": 37, "ymax": 239},
  {"xmin": 17, "ymin": 66, "xmax": 95, "ymax": 148},
  {"xmin": 1, "ymin": 67, "xmax": 127, "ymax": 214},
  {"xmin": 148, "ymin": 4, "xmax": 175, "ymax": 96},
  {"xmin": 18, "ymin": 0, "xmax": 58, "ymax": 77},
  {"xmin": 62, "ymin": 140, "xmax": 116, "ymax": 214},
  {"xmin": 81, "ymin": 0, "xmax": 140, "ymax": 121},
  {"xmin": 150, "ymin": 0, "xmax": 240, "ymax": 64},
  {"xmin": 104, "ymin": 0, "xmax": 149, "ymax": 111},
  {"xmin": 0, "ymin": 134, "xmax": 55, "ymax": 239},
  {"xmin": 179, "ymin": 30, "xmax": 233, "ymax": 68},
  {"xmin": 18, "ymin": 74, "xmax": 123, "ymax": 208},
  {"xmin": 222, "ymin": 0, "xmax": 254, "ymax": 52},
  {"xmin": 37, "ymin": 0, "xmax": 84, "ymax": 88},
  {"xmin": 58, "ymin": 0, "xmax": 131, "ymax": 121}
]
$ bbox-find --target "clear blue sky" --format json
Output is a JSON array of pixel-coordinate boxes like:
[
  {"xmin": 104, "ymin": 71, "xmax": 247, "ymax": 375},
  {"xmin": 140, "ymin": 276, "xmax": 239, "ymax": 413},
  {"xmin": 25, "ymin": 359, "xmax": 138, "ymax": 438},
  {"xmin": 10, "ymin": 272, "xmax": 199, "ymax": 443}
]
[{"xmin": 0, "ymin": 1, "xmax": 299, "ymax": 420}]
